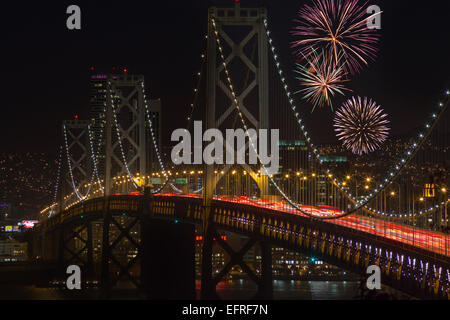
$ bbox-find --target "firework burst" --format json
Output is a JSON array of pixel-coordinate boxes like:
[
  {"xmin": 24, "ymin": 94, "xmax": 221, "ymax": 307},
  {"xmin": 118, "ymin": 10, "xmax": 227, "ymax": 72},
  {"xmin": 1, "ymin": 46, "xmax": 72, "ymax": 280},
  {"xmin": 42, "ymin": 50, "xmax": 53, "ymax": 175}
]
[
  {"xmin": 295, "ymin": 49, "xmax": 350, "ymax": 111},
  {"xmin": 292, "ymin": 0, "xmax": 380, "ymax": 75},
  {"xmin": 334, "ymin": 96, "xmax": 389, "ymax": 155}
]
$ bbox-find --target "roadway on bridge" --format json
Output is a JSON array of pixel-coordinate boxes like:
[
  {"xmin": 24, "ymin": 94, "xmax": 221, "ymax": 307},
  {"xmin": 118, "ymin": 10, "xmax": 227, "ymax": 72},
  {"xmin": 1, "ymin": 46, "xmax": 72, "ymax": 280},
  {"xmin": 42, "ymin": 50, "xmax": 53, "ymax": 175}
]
[{"xmin": 160, "ymin": 194, "xmax": 450, "ymax": 257}]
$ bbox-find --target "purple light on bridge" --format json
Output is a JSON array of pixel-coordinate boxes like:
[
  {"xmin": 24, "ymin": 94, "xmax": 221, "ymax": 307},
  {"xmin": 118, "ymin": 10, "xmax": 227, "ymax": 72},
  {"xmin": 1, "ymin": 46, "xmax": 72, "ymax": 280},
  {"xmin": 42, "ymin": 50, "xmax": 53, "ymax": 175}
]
[{"xmin": 91, "ymin": 75, "xmax": 108, "ymax": 79}]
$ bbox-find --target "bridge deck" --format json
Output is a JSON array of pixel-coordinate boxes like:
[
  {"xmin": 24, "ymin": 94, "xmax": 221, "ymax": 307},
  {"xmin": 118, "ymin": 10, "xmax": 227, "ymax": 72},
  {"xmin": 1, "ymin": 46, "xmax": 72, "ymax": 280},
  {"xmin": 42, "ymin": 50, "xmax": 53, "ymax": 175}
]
[
  {"xmin": 160, "ymin": 194, "xmax": 450, "ymax": 257},
  {"xmin": 36, "ymin": 193, "xmax": 450, "ymax": 299}
]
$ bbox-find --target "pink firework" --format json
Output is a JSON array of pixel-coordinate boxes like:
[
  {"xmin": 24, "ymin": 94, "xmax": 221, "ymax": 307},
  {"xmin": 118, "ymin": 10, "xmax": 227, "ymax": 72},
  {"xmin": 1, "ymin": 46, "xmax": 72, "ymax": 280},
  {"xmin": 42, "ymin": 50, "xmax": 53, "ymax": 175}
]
[
  {"xmin": 291, "ymin": 0, "xmax": 380, "ymax": 75},
  {"xmin": 295, "ymin": 49, "xmax": 351, "ymax": 111},
  {"xmin": 334, "ymin": 96, "xmax": 390, "ymax": 155}
]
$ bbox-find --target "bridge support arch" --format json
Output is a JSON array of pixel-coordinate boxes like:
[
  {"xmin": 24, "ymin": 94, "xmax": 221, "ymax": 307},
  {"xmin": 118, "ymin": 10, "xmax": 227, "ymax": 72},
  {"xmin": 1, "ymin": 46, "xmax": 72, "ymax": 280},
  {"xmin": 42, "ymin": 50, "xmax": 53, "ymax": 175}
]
[
  {"xmin": 200, "ymin": 226, "xmax": 274, "ymax": 300},
  {"xmin": 34, "ymin": 195, "xmax": 450, "ymax": 300}
]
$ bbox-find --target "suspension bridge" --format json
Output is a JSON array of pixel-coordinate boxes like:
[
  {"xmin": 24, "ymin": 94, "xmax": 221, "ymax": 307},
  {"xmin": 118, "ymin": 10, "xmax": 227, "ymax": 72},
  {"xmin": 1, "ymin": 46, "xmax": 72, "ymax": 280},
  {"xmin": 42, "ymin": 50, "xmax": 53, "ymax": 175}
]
[{"xmin": 31, "ymin": 3, "xmax": 449, "ymax": 300}]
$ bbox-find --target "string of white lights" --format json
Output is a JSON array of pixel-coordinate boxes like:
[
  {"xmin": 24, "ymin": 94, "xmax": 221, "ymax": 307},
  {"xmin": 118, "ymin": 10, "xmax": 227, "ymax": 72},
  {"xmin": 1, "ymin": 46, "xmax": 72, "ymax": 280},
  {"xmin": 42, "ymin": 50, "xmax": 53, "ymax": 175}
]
[
  {"xmin": 186, "ymin": 44, "xmax": 207, "ymax": 129},
  {"xmin": 211, "ymin": 17, "xmax": 331, "ymax": 220},
  {"xmin": 193, "ymin": 187, "xmax": 204, "ymax": 194},
  {"xmin": 87, "ymin": 122, "xmax": 104, "ymax": 195},
  {"xmin": 140, "ymin": 84, "xmax": 169, "ymax": 194},
  {"xmin": 62, "ymin": 120, "xmax": 106, "ymax": 207},
  {"xmin": 70, "ymin": 104, "xmax": 109, "ymax": 202},
  {"xmin": 63, "ymin": 124, "xmax": 97, "ymax": 201},
  {"xmin": 107, "ymin": 82, "xmax": 138, "ymax": 190},
  {"xmin": 170, "ymin": 183, "xmax": 183, "ymax": 193},
  {"xmin": 140, "ymin": 40, "xmax": 207, "ymax": 194},
  {"xmin": 263, "ymin": 17, "xmax": 450, "ymax": 220},
  {"xmin": 48, "ymin": 145, "xmax": 63, "ymax": 217},
  {"xmin": 161, "ymin": 39, "xmax": 208, "ymax": 191}
]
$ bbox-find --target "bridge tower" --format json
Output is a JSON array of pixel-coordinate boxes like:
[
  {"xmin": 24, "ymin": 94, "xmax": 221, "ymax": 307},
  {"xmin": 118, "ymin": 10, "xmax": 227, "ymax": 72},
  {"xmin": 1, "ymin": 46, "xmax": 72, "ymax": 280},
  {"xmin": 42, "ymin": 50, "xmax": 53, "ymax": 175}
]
[
  {"xmin": 61, "ymin": 119, "xmax": 95, "ymax": 210},
  {"xmin": 205, "ymin": 2, "xmax": 270, "ymax": 201},
  {"xmin": 55, "ymin": 119, "xmax": 96, "ymax": 278},
  {"xmin": 202, "ymin": 2, "xmax": 272, "ymax": 299},
  {"xmin": 105, "ymin": 74, "xmax": 148, "ymax": 195}
]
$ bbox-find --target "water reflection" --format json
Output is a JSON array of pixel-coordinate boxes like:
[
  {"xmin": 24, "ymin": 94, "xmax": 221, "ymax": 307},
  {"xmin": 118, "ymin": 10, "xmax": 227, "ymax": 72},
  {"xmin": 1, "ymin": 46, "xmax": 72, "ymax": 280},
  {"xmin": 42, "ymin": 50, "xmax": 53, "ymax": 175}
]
[{"xmin": 196, "ymin": 280, "xmax": 360, "ymax": 300}]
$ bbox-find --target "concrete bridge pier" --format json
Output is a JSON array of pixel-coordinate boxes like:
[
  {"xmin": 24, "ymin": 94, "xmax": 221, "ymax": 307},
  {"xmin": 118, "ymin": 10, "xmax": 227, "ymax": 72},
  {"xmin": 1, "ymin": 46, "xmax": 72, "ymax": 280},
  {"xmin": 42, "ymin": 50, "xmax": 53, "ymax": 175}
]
[
  {"xmin": 200, "ymin": 224, "xmax": 221, "ymax": 300},
  {"xmin": 141, "ymin": 218, "xmax": 196, "ymax": 300},
  {"xmin": 255, "ymin": 242, "xmax": 273, "ymax": 300}
]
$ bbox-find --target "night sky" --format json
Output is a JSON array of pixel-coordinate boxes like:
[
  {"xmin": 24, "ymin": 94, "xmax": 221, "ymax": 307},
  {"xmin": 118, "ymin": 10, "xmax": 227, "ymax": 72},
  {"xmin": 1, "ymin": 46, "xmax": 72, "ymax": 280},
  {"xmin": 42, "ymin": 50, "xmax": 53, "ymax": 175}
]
[{"xmin": 1, "ymin": 0, "xmax": 449, "ymax": 155}]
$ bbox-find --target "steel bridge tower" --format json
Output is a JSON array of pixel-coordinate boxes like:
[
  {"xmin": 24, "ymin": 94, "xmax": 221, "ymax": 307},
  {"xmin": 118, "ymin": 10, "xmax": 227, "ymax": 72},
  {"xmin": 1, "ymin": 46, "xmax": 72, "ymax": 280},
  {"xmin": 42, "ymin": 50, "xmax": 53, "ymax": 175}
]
[
  {"xmin": 61, "ymin": 119, "xmax": 94, "ymax": 210},
  {"xmin": 105, "ymin": 74, "xmax": 148, "ymax": 196},
  {"xmin": 205, "ymin": 2, "xmax": 270, "ymax": 201},
  {"xmin": 202, "ymin": 2, "xmax": 273, "ymax": 299}
]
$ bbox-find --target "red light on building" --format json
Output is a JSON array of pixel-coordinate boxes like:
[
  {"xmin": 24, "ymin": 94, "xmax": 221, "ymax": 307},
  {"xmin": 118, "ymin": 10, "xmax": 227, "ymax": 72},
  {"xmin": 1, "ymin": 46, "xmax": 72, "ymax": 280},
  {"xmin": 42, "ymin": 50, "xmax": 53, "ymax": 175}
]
[
  {"xmin": 195, "ymin": 235, "xmax": 226, "ymax": 242},
  {"xmin": 123, "ymin": 68, "xmax": 128, "ymax": 73},
  {"xmin": 90, "ymin": 66, "xmax": 95, "ymax": 71},
  {"xmin": 74, "ymin": 115, "xmax": 79, "ymax": 120}
]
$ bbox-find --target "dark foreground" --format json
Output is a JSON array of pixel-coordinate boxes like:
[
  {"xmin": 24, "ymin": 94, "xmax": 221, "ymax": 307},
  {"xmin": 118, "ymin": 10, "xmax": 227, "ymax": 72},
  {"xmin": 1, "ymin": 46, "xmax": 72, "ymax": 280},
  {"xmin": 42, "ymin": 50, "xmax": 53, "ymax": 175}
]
[{"xmin": 0, "ymin": 280, "xmax": 414, "ymax": 300}]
